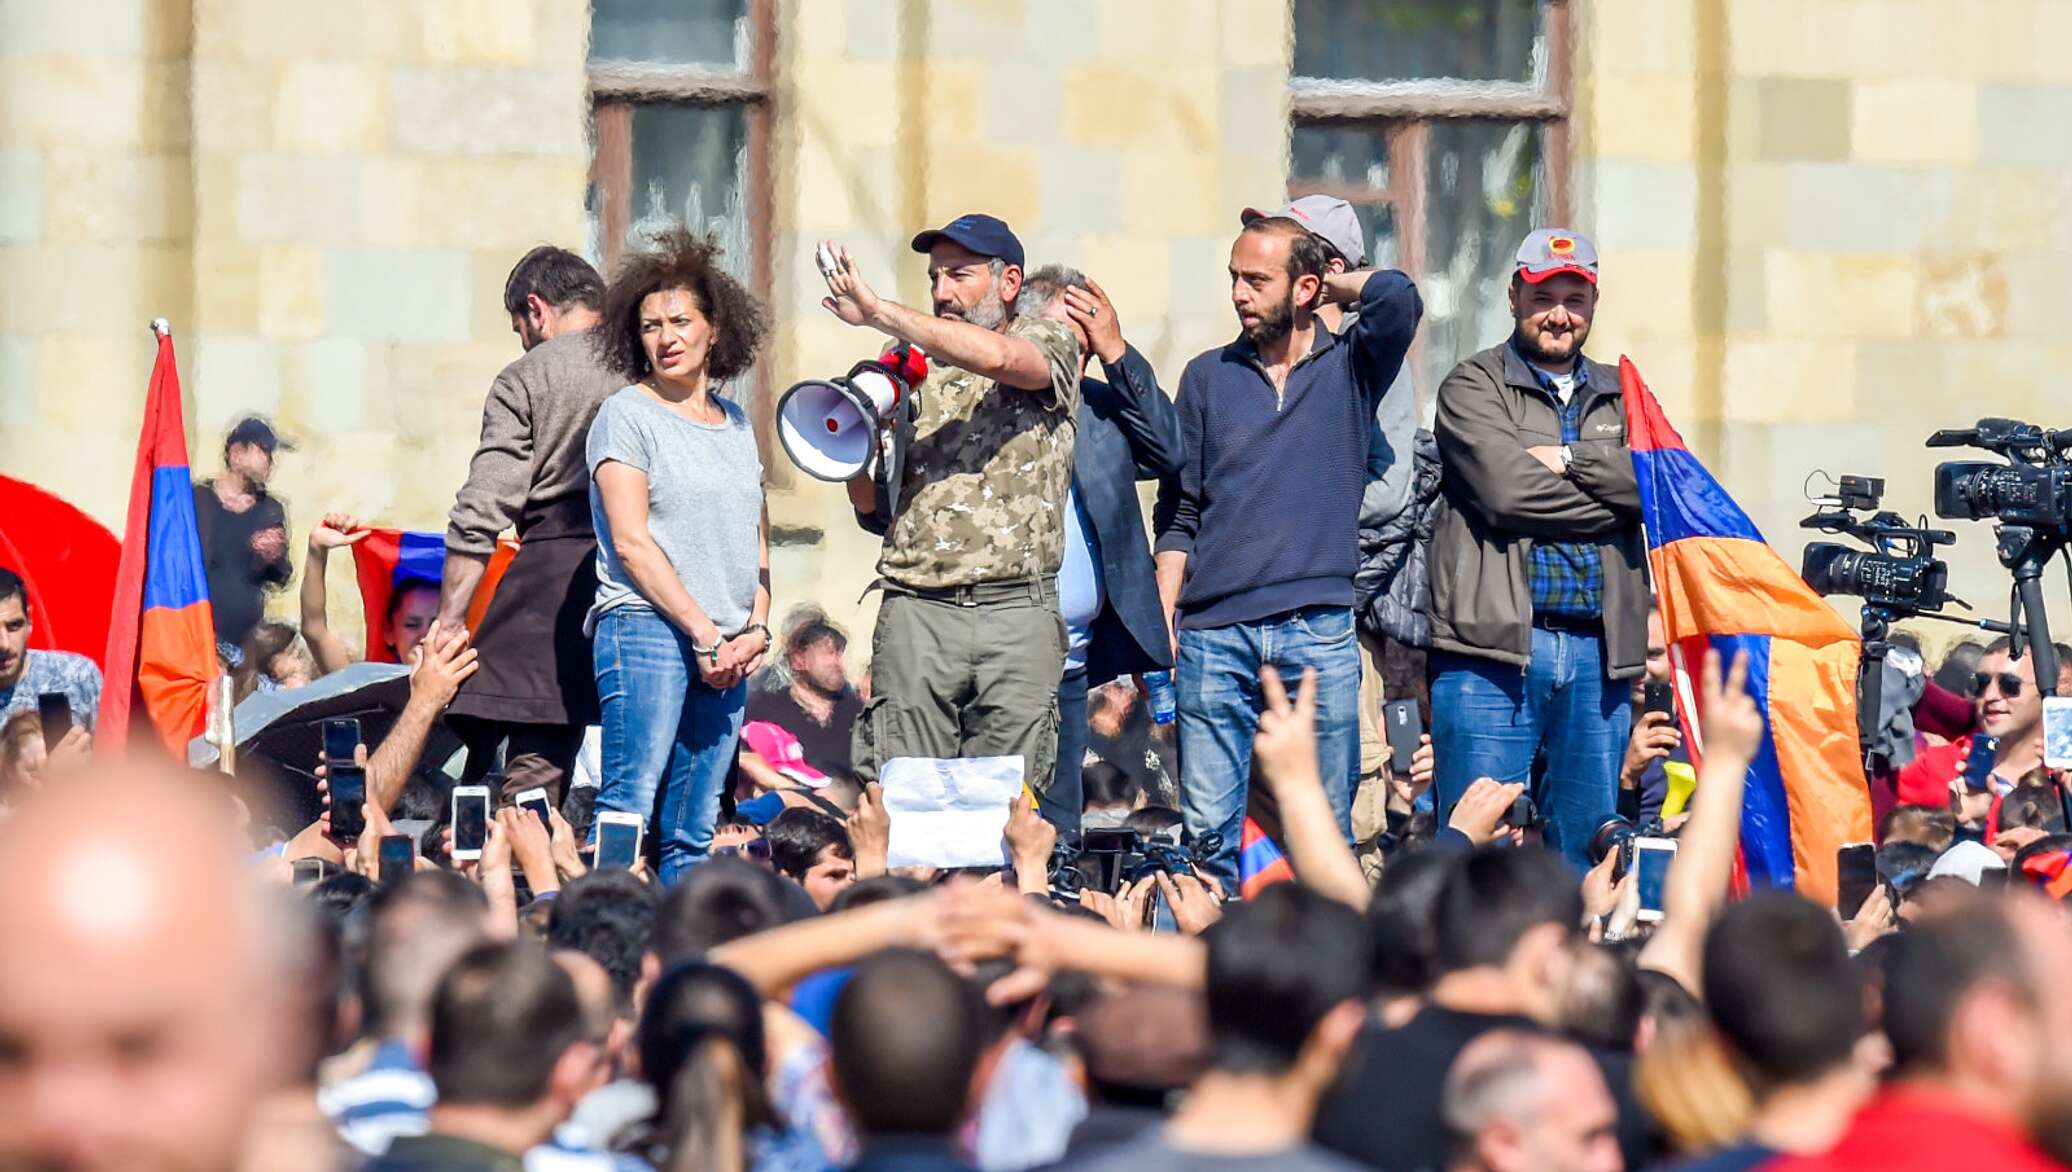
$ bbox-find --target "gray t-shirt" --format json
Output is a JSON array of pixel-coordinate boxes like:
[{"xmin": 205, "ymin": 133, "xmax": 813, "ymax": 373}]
[{"xmin": 585, "ymin": 387, "xmax": 764, "ymax": 633}]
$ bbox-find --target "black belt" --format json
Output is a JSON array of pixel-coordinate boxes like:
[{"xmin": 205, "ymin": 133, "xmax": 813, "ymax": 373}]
[
  {"xmin": 868, "ymin": 576, "xmax": 1056, "ymax": 608},
  {"xmin": 1531, "ymin": 612, "xmax": 1603, "ymax": 634}
]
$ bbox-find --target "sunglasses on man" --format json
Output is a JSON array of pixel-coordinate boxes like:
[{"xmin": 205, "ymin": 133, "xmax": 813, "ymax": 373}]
[{"xmin": 1972, "ymin": 671, "xmax": 2026, "ymax": 699}]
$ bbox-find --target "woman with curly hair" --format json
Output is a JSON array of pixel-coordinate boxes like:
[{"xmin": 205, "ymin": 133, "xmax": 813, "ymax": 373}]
[{"xmin": 587, "ymin": 226, "xmax": 773, "ymax": 884}]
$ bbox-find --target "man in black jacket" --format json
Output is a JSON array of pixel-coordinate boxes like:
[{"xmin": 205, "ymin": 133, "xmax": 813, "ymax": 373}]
[
  {"xmin": 1426, "ymin": 230, "xmax": 1646, "ymax": 870},
  {"xmin": 1019, "ymin": 265, "xmax": 1185, "ymax": 833}
]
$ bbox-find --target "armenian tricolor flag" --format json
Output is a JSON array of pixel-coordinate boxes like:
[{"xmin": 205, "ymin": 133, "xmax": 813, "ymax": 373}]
[
  {"xmin": 1238, "ymin": 815, "xmax": 1294, "ymax": 899},
  {"xmin": 99, "ymin": 325, "xmax": 218, "ymax": 754},
  {"xmin": 350, "ymin": 529, "xmax": 516, "ymax": 662},
  {"xmin": 1623, "ymin": 358, "xmax": 1869, "ymax": 906},
  {"xmin": 2022, "ymin": 850, "xmax": 2072, "ymax": 899}
]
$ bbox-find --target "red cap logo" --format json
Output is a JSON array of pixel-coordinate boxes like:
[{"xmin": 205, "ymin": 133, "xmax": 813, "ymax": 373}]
[{"xmin": 1548, "ymin": 236, "xmax": 1576, "ymax": 255}]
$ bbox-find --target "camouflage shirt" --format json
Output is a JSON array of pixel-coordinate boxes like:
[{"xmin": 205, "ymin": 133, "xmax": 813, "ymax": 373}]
[{"xmin": 878, "ymin": 316, "xmax": 1082, "ymax": 588}]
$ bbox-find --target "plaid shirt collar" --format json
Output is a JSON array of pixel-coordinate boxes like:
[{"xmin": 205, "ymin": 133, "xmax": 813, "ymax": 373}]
[{"xmin": 1509, "ymin": 339, "xmax": 1589, "ymax": 404}]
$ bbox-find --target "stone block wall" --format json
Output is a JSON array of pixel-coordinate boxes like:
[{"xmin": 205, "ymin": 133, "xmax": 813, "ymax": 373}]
[
  {"xmin": 1577, "ymin": 0, "xmax": 2072, "ymax": 641},
  {"xmin": 8, "ymin": 0, "xmax": 2070, "ymax": 655},
  {"xmin": 762, "ymin": 0, "xmax": 1292, "ymax": 646}
]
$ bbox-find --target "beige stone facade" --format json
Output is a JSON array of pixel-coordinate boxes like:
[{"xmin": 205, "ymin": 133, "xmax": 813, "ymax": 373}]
[{"xmin": 3, "ymin": 0, "xmax": 2068, "ymax": 653}]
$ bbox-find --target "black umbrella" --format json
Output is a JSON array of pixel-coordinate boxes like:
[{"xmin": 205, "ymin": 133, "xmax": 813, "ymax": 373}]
[{"xmin": 188, "ymin": 663, "xmax": 465, "ymax": 831}]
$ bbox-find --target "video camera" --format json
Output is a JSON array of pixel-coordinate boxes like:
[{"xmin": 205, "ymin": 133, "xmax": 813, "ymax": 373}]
[
  {"xmin": 1931, "ymin": 419, "xmax": 2072, "ymax": 530},
  {"xmin": 1056, "ymin": 826, "xmax": 1222, "ymax": 897},
  {"xmin": 1800, "ymin": 476, "xmax": 1957, "ymax": 616},
  {"xmin": 1799, "ymin": 475, "xmax": 1976, "ymax": 748},
  {"xmin": 1927, "ymin": 418, "xmax": 2072, "ymax": 696}
]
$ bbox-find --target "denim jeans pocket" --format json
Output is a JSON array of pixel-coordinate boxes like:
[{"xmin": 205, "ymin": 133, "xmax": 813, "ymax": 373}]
[{"xmin": 1293, "ymin": 606, "xmax": 1356, "ymax": 646}]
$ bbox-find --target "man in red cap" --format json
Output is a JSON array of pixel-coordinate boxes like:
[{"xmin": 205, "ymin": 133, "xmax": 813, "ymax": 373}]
[{"xmin": 1426, "ymin": 229, "xmax": 1648, "ymax": 872}]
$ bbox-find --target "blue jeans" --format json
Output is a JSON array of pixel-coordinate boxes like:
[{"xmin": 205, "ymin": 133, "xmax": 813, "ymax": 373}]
[
  {"xmin": 592, "ymin": 606, "xmax": 746, "ymax": 886},
  {"xmin": 1428, "ymin": 627, "xmax": 1631, "ymax": 870},
  {"xmin": 1177, "ymin": 605, "xmax": 1360, "ymax": 887},
  {"xmin": 1040, "ymin": 667, "xmax": 1090, "ymax": 836}
]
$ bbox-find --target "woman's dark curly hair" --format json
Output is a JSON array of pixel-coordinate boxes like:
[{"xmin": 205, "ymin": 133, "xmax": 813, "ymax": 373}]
[{"xmin": 594, "ymin": 225, "xmax": 770, "ymax": 384}]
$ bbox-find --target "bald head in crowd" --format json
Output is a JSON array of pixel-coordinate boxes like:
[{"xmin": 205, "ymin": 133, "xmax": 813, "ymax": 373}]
[
  {"xmin": 1443, "ymin": 1030, "xmax": 1621, "ymax": 1172},
  {"xmin": 0, "ymin": 765, "xmax": 308, "ymax": 1172}
]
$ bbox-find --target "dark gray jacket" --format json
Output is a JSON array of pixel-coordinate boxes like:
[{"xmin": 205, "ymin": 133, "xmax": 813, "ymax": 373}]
[
  {"xmin": 1428, "ymin": 343, "xmax": 1648, "ymax": 677},
  {"xmin": 1355, "ymin": 429, "xmax": 1441, "ymax": 647}
]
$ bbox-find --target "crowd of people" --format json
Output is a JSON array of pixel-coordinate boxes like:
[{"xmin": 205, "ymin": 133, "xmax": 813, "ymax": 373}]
[{"xmin": 5, "ymin": 191, "xmax": 2072, "ymax": 1172}]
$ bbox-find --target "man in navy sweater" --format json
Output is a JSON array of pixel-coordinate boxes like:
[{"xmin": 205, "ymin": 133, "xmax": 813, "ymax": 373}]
[{"xmin": 1155, "ymin": 215, "xmax": 1422, "ymax": 885}]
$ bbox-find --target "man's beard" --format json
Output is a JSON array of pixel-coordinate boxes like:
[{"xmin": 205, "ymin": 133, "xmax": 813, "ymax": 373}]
[
  {"xmin": 939, "ymin": 286, "xmax": 1009, "ymax": 330},
  {"xmin": 1240, "ymin": 293, "xmax": 1296, "ymax": 347},
  {"xmin": 1512, "ymin": 320, "xmax": 1589, "ymax": 366}
]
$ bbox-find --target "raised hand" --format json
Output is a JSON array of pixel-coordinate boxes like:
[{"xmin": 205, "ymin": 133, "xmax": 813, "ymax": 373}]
[
  {"xmin": 1255, "ymin": 665, "xmax": 1321, "ymax": 792},
  {"xmin": 1622, "ymin": 710, "xmax": 1682, "ymax": 786},
  {"xmin": 848, "ymin": 782, "xmax": 890, "ymax": 878},
  {"xmin": 411, "ymin": 620, "xmax": 480, "ymax": 709},
  {"xmin": 1698, "ymin": 649, "xmax": 1762, "ymax": 764},
  {"xmin": 1447, "ymin": 776, "xmax": 1527, "ymax": 847},
  {"xmin": 1062, "ymin": 277, "xmax": 1127, "ymax": 364},
  {"xmin": 818, "ymin": 242, "xmax": 882, "ymax": 327},
  {"xmin": 1003, "ymin": 791, "xmax": 1057, "ymax": 895},
  {"xmin": 308, "ymin": 512, "xmax": 368, "ymax": 552}
]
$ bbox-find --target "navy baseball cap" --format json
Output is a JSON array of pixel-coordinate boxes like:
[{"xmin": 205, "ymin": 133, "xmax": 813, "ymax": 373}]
[
  {"xmin": 910, "ymin": 213, "xmax": 1025, "ymax": 269},
  {"xmin": 225, "ymin": 414, "xmax": 294, "ymax": 454}
]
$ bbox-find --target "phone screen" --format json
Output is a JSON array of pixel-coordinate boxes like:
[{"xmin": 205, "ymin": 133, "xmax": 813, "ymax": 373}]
[
  {"xmin": 1635, "ymin": 841, "xmax": 1674, "ymax": 915},
  {"xmin": 453, "ymin": 793, "xmax": 489, "ymax": 854},
  {"xmin": 2044, "ymin": 698, "xmax": 2072, "ymax": 769},
  {"xmin": 37, "ymin": 692, "xmax": 72, "ymax": 749},
  {"xmin": 1384, "ymin": 699, "xmax": 1422, "ymax": 774},
  {"xmin": 1836, "ymin": 842, "xmax": 1877, "ymax": 916},
  {"xmin": 378, "ymin": 835, "xmax": 414, "ymax": 884},
  {"xmin": 324, "ymin": 718, "xmax": 361, "ymax": 765},
  {"xmin": 330, "ymin": 766, "xmax": 367, "ymax": 841},
  {"xmin": 596, "ymin": 819, "xmax": 641, "ymax": 870},
  {"xmin": 1963, "ymin": 735, "xmax": 2000, "ymax": 792},
  {"xmin": 517, "ymin": 790, "xmax": 552, "ymax": 831}
]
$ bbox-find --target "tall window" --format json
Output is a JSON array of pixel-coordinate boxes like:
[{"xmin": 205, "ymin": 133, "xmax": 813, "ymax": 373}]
[
  {"xmin": 1289, "ymin": 0, "xmax": 1572, "ymax": 407},
  {"xmin": 586, "ymin": 0, "xmax": 772, "ymax": 289}
]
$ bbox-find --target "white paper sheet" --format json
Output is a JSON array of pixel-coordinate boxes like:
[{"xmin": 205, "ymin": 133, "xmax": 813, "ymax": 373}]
[{"xmin": 881, "ymin": 755, "xmax": 1024, "ymax": 870}]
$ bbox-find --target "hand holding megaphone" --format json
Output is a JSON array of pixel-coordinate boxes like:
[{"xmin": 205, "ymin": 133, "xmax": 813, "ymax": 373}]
[{"xmin": 776, "ymin": 343, "xmax": 930, "ymax": 482}]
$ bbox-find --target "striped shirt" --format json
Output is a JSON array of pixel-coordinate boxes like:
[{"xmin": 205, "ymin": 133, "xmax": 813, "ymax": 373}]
[{"xmin": 319, "ymin": 1039, "xmax": 435, "ymax": 1156}]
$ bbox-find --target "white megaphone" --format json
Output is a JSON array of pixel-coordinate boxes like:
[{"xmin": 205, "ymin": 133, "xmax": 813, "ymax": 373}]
[{"xmin": 776, "ymin": 345, "xmax": 929, "ymax": 481}]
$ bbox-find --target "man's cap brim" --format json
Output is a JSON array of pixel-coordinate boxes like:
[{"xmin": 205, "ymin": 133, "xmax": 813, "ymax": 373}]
[{"xmin": 1518, "ymin": 264, "xmax": 1598, "ymax": 285}]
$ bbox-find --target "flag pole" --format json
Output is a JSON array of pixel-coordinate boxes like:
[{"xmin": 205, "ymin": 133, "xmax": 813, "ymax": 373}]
[{"xmin": 151, "ymin": 317, "xmax": 170, "ymax": 339}]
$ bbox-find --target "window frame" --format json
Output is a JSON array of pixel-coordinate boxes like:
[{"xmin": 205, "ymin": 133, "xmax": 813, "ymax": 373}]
[
  {"xmin": 586, "ymin": 0, "xmax": 778, "ymax": 455},
  {"xmin": 1287, "ymin": 0, "xmax": 1574, "ymax": 405}
]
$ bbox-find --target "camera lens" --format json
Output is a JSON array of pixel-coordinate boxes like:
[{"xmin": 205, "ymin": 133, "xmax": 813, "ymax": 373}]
[{"xmin": 1589, "ymin": 816, "xmax": 1636, "ymax": 867}]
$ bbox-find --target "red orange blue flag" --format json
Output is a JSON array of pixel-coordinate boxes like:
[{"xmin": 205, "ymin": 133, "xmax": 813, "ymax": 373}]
[
  {"xmin": 1621, "ymin": 358, "xmax": 1869, "ymax": 906},
  {"xmin": 350, "ymin": 529, "xmax": 517, "ymax": 662},
  {"xmin": 2022, "ymin": 850, "xmax": 2072, "ymax": 899},
  {"xmin": 99, "ymin": 327, "xmax": 218, "ymax": 754},
  {"xmin": 1238, "ymin": 815, "xmax": 1294, "ymax": 899}
]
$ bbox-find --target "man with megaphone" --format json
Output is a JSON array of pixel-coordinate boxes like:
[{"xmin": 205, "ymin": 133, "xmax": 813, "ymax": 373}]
[{"xmin": 815, "ymin": 215, "xmax": 1084, "ymax": 797}]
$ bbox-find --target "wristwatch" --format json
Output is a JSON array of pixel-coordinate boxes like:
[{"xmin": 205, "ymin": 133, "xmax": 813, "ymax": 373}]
[
  {"xmin": 739, "ymin": 622, "xmax": 771, "ymax": 645},
  {"xmin": 1558, "ymin": 445, "xmax": 1575, "ymax": 476}
]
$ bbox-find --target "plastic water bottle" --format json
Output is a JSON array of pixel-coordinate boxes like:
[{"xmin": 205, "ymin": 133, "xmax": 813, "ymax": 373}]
[{"xmin": 1145, "ymin": 670, "xmax": 1177, "ymax": 724}]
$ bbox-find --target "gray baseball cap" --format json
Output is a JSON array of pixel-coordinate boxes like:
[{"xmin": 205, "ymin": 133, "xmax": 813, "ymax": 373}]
[
  {"xmin": 1241, "ymin": 195, "xmax": 1368, "ymax": 268},
  {"xmin": 1515, "ymin": 228, "xmax": 1599, "ymax": 284}
]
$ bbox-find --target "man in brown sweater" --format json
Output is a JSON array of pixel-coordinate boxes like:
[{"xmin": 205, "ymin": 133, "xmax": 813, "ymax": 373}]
[{"xmin": 438, "ymin": 246, "xmax": 623, "ymax": 806}]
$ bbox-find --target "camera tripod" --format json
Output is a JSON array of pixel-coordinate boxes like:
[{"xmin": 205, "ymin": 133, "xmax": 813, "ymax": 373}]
[{"xmin": 1997, "ymin": 525, "xmax": 2066, "ymax": 698}]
